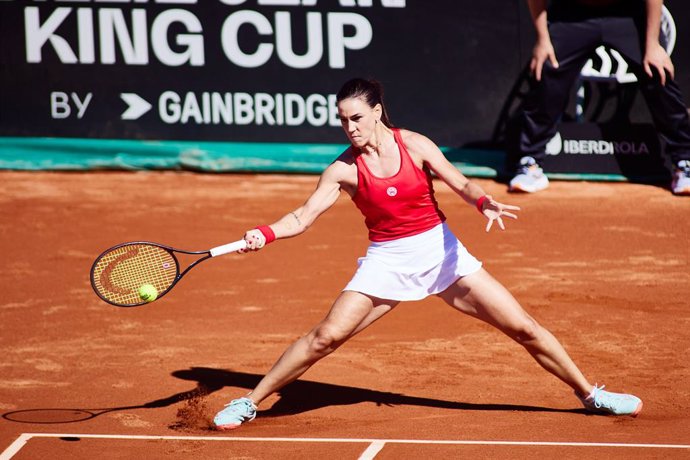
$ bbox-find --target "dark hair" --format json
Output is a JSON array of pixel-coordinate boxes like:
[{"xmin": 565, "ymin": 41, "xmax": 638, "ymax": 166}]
[{"xmin": 336, "ymin": 78, "xmax": 393, "ymax": 128}]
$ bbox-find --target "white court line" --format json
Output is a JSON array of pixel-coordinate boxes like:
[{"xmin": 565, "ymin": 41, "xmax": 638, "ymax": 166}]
[
  {"xmin": 358, "ymin": 440, "xmax": 386, "ymax": 460},
  {"xmin": 0, "ymin": 434, "xmax": 32, "ymax": 460},
  {"xmin": 2, "ymin": 433, "xmax": 690, "ymax": 460}
]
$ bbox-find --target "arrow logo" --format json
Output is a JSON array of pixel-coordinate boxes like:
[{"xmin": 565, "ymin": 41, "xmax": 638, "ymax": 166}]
[{"xmin": 120, "ymin": 93, "xmax": 152, "ymax": 120}]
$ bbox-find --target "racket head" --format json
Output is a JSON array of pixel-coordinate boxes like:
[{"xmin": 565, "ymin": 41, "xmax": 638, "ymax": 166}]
[{"xmin": 90, "ymin": 242, "xmax": 180, "ymax": 307}]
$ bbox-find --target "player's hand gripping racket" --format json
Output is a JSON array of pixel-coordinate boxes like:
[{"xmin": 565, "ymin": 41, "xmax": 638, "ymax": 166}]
[{"xmin": 90, "ymin": 240, "xmax": 247, "ymax": 307}]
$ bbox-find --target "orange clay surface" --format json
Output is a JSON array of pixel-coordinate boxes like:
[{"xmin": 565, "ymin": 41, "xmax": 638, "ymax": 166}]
[{"xmin": 0, "ymin": 171, "xmax": 689, "ymax": 459}]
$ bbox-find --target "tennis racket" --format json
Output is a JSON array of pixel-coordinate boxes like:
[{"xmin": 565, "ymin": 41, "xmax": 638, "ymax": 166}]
[{"xmin": 90, "ymin": 240, "xmax": 247, "ymax": 307}]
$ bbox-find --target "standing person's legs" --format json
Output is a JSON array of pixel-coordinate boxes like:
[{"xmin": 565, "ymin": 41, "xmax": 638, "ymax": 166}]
[
  {"xmin": 438, "ymin": 268, "xmax": 642, "ymax": 415},
  {"xmin": 638, "ymin": 78, "xmax": 690, "ymax": 165},
  {"xmin": 604, "ymin": 16, "xmax": 690, "ymax": 194},
  {"xmin": 214, "ymin": 291, "xmax": 398, "ymax": 429},
  {"xmin": 635, "ymin": 76, "xmax": 690, "ymax": 195},
  {"xmin": 509, "ymin": 20, "xmax": 600, "ymax": 192}
]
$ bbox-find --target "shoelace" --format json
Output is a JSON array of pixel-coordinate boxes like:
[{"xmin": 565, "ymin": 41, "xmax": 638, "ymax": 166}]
[
  {"xmin": 590, "ymin": 385, "xmax": 626, "ymax": 411},
  {"xmin": 517, "ymin": 164, "xmax": 542, "ymax": 177},
  {"xmin": 516, "ymin": 157, "xmax": 542, "ymax": 176},
  {"xmin": 225, "ymin": 398, "xmax": 255, "ymax": 414}
]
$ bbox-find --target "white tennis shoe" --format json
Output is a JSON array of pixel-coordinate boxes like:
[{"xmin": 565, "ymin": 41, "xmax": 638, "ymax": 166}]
[
  {"xmin": 509, "ymin": 156, "xmax": 549, "ymax": 193},
  {"xmin": 671, "ymin": 160, "xmax": 690, "ymax": 195}
]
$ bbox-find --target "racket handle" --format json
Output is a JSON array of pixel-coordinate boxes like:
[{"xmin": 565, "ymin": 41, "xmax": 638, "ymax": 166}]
[{"xmin": 210, "ymin": 239, "xmax": 247, "ymax": 257}]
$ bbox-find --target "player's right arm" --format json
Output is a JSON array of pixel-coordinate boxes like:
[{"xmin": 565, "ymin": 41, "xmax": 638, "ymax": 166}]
[
  {"xmin": 527, "ymin": 0, "xmax": 559, "ymax": 81},
  {"xmin": 243, "ymin": 153, "xmax": 355, "ymax": 249},
  {"xmin": 272, "ymin": 161, "xmax": 346, "ymax": 238}
]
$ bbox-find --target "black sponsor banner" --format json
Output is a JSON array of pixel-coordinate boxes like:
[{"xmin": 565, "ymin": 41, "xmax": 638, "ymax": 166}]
[
  {"xmin": 1, "ymin": 0, "xmax": 689, "ymax": 176},
  {"xmin": 0, "ymin": 0, "xmax": 524, "ymax": 145}
]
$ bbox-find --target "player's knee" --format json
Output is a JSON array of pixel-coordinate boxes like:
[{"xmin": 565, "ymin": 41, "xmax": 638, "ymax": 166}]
[
  {"xmin": 308, "ymin": 326, "xmax": 339, "ymax": 354},
  {"xmin": 511, "ymin": 317, "xmax": 541, "ymax": 344}
]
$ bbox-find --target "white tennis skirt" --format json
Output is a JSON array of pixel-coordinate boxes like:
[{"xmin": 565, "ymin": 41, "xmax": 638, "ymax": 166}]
[{"xmin": 343, "ymin": 222, "xmax": 482, "ymax": 301}]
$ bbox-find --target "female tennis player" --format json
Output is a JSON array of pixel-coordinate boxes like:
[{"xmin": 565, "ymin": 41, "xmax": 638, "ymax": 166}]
[{"xmin": 213, "ymin": 78, "xmax": 642, "ymax": 429}]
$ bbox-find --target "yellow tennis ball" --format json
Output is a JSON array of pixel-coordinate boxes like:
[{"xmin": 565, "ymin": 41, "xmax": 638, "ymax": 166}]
[{"xmin": 138, "ymin": 284, "xmax": 158, "ymax": 302}]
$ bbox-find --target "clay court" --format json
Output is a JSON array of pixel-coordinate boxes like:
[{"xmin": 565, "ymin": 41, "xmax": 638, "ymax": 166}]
[{"xmin": 1, "ymin": 171, "xmax": 689, "ymax": 459}]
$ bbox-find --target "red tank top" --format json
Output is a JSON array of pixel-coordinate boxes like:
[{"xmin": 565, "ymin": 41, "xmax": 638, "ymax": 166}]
[{"xmin": 352, "ymin": 129, "xmax": 446, "ymax": 242}]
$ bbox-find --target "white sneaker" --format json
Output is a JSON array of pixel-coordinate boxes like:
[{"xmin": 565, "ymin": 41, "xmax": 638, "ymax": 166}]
[
  {"xmin": 671, "ymin": 160, "xmax": 690, "ymax": 195},
  {"xmin": 509, "ymin": 156, "xmax": 549, "ymax": 193}
]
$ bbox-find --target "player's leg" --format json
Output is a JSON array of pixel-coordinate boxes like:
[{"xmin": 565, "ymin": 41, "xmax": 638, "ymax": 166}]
[
  {"xmin": 438, "ymin": 268, "xmax": 642, "ymax": 415},
  {"xmin": 214, "ymin": 291, "xmax": 398, "ymax": 429},
  {"xmin": 438, "ymin": 268, "xmax": 592, "ymax": 396},
  {"xmin": 249, "ymin": 291, "xmax": 397, "ymax": 404}
]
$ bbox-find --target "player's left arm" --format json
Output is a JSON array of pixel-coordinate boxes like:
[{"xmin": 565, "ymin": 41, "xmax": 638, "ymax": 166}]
[
  {"xmin": 402, "ymin": 130, "xmax": 520, "ymax": 231},
  {"xmin": 643, "ymin": 0, "xmax": 674, "ymax": 85}
]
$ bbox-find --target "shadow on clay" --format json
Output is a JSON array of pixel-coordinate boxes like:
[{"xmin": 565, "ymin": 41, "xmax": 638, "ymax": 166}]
[{"xmin": 1, "ymin": 366, "xmax": 587, "ymax": 425}]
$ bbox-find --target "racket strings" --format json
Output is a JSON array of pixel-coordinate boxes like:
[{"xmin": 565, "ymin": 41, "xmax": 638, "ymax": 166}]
[{"xmin": 92, "ymin": 244, "xmax": 177, "ymax": 305}]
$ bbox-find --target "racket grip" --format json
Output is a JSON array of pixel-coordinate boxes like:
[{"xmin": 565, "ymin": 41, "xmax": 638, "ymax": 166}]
[{"xmin": 210, "ymin": 239, "xmax": 247, "ymax": 257}]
